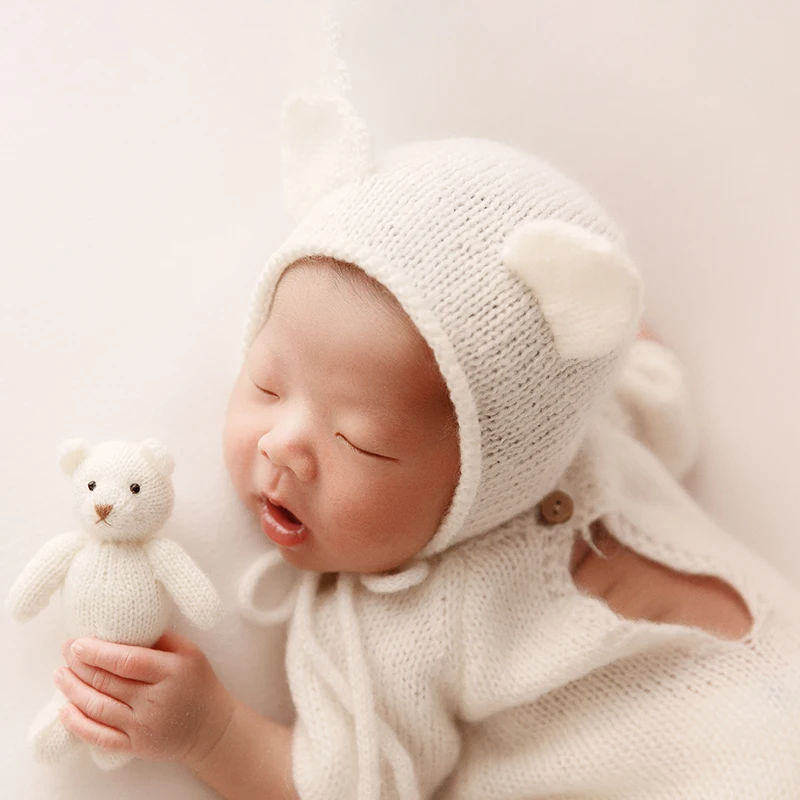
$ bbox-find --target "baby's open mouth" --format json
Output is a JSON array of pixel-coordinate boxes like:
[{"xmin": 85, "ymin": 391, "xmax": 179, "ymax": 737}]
[
  {"xmin": 260, "ymin": 495, "xmax": 308, "ymax": 547},
  {"xmin": 272, "ymin": 502, "xmax": 302, "ymax": 527}
]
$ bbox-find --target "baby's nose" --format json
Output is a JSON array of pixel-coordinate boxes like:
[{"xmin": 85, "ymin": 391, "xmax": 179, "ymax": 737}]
[
  {"xmin": 258, "ymin": 431, "xmax": 316, "ymax": 482},
  {"xmin": 94, "ymin": 504, "xmax": 113, "ymax": 520}
]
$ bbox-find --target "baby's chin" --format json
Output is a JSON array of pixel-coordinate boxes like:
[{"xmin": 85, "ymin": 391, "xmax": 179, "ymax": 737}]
[
  {"xmin": 276, "ymin": 541, "xmax": 411, "ymax": 577},
  {"xmin": 277, "ymin": 546, "xmax": 323, "ymax": 572},
  {"xmin": 272, "ymin": 541, "xmax": 347, "ymax": 575}
]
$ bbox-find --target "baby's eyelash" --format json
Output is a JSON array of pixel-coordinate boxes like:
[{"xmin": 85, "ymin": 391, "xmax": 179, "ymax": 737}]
[
  {"xmin": 254, "ymin": 383, "xmax": 278, "ymax": 398},
  {"xmin": 337, "ymin": 433, "xmax": 373, "ymax": 457}
]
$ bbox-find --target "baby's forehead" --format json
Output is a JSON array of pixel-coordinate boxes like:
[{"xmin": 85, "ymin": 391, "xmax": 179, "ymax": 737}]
[
  {"xmin": 272, "ymin": 258, "xmax": 414, "ymax": 342},
  {"xmin": 276, "ymin": 256, "xmax": 397, "ymax": 309},
  {"xmin": 265, "ymin": 259, "xmax": 450, "ymax": 405}
]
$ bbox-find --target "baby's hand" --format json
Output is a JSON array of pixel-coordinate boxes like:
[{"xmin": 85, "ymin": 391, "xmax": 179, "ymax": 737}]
[{"xmin": 55, "ymin": 632, "xmax": 235, "ymax": 764}]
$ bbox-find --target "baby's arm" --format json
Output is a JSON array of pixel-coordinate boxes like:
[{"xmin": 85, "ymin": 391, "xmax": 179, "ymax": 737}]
[{"xmin": 183, "ymin": 698, "xmax": 299, "ymax": 800}]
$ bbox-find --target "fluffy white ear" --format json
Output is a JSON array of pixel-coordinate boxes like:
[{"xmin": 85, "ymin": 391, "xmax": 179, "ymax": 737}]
[
  {"xmin": 58, "ymin": 439, "xmax": 91, "ymax": 476},
  {"xmin": 281, "ymin": 92, "xmax": 373, "ymax": 220},
  {"xmin": 503, "ymin": 219, "xmax": 642, "ymax": 360},
  {"xmin": 139, "ymin": 439, "xmax": 175, "ymax": 477}
]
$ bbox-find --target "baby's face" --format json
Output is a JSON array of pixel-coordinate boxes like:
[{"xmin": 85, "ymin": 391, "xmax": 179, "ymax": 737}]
[{"xmin": 223, "ymin": 260, "xmax": 460, "ymax": 574}]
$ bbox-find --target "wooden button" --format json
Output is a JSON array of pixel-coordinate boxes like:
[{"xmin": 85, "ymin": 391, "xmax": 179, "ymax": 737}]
[{"xmin": 538, "ymin": 490, "xmax": 574, "ymax": 525}]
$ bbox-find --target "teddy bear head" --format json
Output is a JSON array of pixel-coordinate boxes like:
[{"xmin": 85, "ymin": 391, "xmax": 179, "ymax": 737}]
[{"xmin": 58, "ymin": 439, "xmax": 175, "ymax": 542}]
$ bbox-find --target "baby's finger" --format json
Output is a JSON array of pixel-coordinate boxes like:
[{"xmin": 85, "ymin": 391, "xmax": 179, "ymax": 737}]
[
  {"xmin": 55, "ymin": 667, "xmax": 133, "ymax": 732},
  {"xmin": 69, "ymin": 638, "xmax": 171, "ymax": 683},
  {"xmin": 60, "ymin": 701, "xmax": 131, "ymax": 752},
  {"xmin": 64, "ymin": 650, "xmax": 142, "ymax": 706}
]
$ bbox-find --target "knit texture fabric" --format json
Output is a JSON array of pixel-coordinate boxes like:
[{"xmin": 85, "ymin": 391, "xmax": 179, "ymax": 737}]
[
  {"xmin": 7, "ymin": 439, "xmax": 223, "ymax": 769},
  {"xmin": 237, "ymin": 136, "xmax": 800, "ymax": 798},
  {"xmin": 282, "ymin": 422, "xmax": 800, "ymax": 800},
  {"xmin": 605, "ymin": 337, "xmax": 700, "ymax": 479},
  {"xmin": 242, "ymin": 138, "xmax": 641, "ymax": 562}
]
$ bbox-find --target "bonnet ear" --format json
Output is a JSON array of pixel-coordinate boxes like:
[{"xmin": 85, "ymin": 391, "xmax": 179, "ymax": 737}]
[
  {"xmin": 281, "ymin": 18, "xmax": 373, "ymax": 220},
  {"xmin": 139, "ymin": 439, "xmax": 175, "ymax": 477},
  {"xmin": 282, "ymin": 93, "xmax": 373, "ymax": 220},
  {"xmin": 58, "ymin": 439, "xmax": 91, "ymax": 476},
  {"xmin": 503, "ymin": 219, "xmax": 643, "ymax": 360}
]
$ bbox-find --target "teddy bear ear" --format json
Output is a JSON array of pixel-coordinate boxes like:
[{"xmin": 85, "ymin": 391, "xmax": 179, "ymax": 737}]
[
  {"xmin": 58, "ymin": 439, "xmax": 91, "ymax": 476},
  {"xmin": 503, "ymin": 219, "xmax": 643, "ymax": 361},
  {"xmin": 139, "ymin": 439, "xmax": 175, "ymax": 477}
]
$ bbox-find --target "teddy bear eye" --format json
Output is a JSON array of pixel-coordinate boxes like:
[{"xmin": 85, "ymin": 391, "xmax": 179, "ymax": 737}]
[
  {"xmin": 130, "ymin": 483, "xmax": 140, "ymax": 494},
  {"xmin": 87, "ymin": 481, "xmax": 96, "ymax": 491}
]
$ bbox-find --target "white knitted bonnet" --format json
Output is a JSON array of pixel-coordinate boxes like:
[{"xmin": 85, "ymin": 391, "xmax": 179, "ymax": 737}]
[{"xmin": 240, "ymin": 93, "xmax": 643, "ymax": 565}]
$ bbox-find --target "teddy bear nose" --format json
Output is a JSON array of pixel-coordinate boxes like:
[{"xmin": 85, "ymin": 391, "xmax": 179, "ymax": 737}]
[{"xmin": 94, "ymin": 504, "xmax": 113, "ymax": 520}]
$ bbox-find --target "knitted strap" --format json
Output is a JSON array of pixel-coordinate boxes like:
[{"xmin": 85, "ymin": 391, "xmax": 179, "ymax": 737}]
[
  {"xmin": 237, "ymin": 549, "xmax": 300, "ymax": 626},
  {"xmin": 295, "ymin": 573, "xmax": 422, "ymax": 799}
]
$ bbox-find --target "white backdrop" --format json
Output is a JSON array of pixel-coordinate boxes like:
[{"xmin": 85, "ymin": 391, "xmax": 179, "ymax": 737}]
[{"xmin": 1, "ymin": 1, "xmax": 798, "ymax": 797}]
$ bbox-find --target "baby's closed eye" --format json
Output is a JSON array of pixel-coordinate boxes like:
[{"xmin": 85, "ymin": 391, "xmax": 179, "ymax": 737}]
[
  {"xmin": 336, "ymin": 433, "xmax": 395, "ymax": 461},
  {"xmin": 253, "ymin": 383, "xmax": 279, "ymax": 398}
]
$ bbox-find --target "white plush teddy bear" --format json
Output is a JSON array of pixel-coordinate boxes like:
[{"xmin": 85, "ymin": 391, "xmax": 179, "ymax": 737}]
[{"xmin": 7, "ymin": 438, "xmax": 224, "ymax": 771}]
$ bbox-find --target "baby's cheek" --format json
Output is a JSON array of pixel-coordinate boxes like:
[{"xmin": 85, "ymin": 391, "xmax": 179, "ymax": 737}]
[
  {"xmin": 326, "ymin": 471, "xmax": 407, "ymax": 538},
  {"xmin": 221, "ymin": 424, "xmax": 242, "ymax": 476},
  {"xmin": 319, "ymin": 470, "xmax": 433, "ymax": 572},
  {"xmin": 222, "ymin": 417, "xmax": 255, "ymax": 496}
]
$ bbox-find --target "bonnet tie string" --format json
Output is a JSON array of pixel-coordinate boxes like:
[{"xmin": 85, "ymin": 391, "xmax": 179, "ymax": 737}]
[{"xmin": 238, "ymin": 550, "xmax": 426, "ymax": 799}]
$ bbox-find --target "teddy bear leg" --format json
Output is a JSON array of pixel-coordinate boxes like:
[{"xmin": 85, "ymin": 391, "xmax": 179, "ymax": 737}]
[
  {"xmin": 89, "ymin": 747, "xmax": 134, "ymax": 770},
  {"xmin": 28, "ymin": 690, "xmax": 82, "ymax": 764}
]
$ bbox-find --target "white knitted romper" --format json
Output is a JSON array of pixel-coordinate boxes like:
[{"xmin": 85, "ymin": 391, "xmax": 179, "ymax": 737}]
[{"xmin": 236, "ymin": 137, "xmax": 800, "ymax": 799}]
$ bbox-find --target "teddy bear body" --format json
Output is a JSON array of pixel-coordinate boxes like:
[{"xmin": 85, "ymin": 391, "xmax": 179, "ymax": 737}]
[
  {"xmin": 63, "ymin": 539, "xmax": 169, "ymax": 646},
  {"xmin": 7, "ymin": 439, "xmax": 223, "ymax": 770}
]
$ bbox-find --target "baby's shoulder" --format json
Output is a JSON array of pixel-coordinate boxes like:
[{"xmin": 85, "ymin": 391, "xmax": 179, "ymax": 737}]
[
  {"xmin": 432, "ymin": 516, "xmax": 542, "ymax": 608},
  {"xmin": 432, "ymin": 512, "xmax": 554, "ymax": 623}
]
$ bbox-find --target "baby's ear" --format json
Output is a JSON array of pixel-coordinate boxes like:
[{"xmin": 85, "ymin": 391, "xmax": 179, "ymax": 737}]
[
  {"xmin": 139, "ymin": 439, "xmax": 175, "ymax": 477},
  {"xmin": 58, "ymin": 439, "xmax": 91, "ymax": 476},
  {"xmin": 503, "ymin": 220, "xmax": 643, "ymax": 360}
]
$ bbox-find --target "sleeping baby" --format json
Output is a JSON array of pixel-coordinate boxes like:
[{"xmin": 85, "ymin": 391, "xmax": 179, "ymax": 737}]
[{"xmin": 53, "ymin": 105, "xmax": 800, "ymax": 799}]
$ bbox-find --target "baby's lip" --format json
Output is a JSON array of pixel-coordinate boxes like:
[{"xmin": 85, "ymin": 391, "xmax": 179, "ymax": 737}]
[
  {"xmin": 260, "ymin": 492, "xmax": 303, "ymax": 526},
  {"xmin": 259, "ymin": 496, "xmax": 309, "ymax": 548}
]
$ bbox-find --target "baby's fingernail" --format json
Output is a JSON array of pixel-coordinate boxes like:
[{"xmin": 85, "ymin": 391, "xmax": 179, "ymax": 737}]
[{"xmin": 71, "ymin": 642, "xmax": 85, "ymax": 657}]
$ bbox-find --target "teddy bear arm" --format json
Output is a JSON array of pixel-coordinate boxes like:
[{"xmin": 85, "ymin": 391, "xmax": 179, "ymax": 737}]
[
  {"xmin": 144, "ymin": 538, "xmax": 223, "ymax": 630},
  {"xmin": 7, "ymin": 532, "xmax": 86, "ymax": 622}
]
